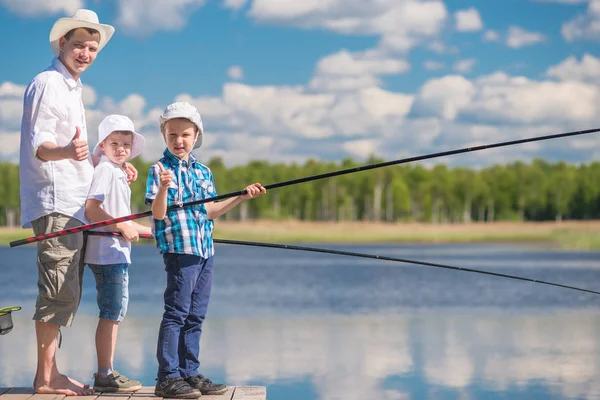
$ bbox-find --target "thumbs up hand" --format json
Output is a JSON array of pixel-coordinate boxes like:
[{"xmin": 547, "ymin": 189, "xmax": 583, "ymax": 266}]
[
  {"xmin": 67, "ymin": 127, "xmax": 89, "ymax": 161},
  {"xmin": 157, "ymin": 161, "xmax": 173, "ymax": 190}
]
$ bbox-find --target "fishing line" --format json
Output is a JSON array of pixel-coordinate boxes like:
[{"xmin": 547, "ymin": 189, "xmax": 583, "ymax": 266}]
[{"xmin": 83, "ymin": 231, "xmax": 600, "ymax": 296}]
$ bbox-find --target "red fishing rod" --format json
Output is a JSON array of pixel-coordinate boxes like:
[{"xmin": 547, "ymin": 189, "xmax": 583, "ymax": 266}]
[
  {"xmin": 84, "ymin": 231, "xmax": 600, "ymax": 295},
  {"xmin": 10, "ymin": 127, "xmax": 600, "ymax": 248}
]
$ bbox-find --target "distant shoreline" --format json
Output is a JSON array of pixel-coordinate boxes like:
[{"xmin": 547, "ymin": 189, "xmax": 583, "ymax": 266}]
[{"xmin": 1, "ymin": 220, "xmax": 598, "ymax": 250}]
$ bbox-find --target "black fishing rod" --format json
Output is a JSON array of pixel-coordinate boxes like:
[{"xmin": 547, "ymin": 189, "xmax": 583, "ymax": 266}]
[
  {"xmin": 84, "ymin": 231, "xmax": 600, "ymax": 296},
  {"xmin": 10, "ymin": 127, "xmax": 600, "ymax": 248}
]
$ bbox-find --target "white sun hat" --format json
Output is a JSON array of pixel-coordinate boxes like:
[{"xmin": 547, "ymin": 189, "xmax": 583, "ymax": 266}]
[
  {"xmin": 159, "ymin": 102, "xmax": 204, "ymax": 149},
  {"xmin": 49, "ymin": 9, "xmax": 115, "ymax": 57},
  {"xmin": 94, "ymin": 114, "xmax": 145, "ymax": 160}
]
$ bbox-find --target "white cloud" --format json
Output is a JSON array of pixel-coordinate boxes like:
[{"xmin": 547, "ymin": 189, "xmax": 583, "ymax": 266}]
[
  {"xmin": 411, "ymin": 75, "xmax": 475, "ymax": 120},
  {"xmin": 424, "ymin": 61, "xmax": 445, "ymax": 71},
  {"xmin": 82, "ymin": 86, "xmax": 97, "ymax": 106},
  {"xmin": 453, "ymin": 59, "xmax": 477, "ymax": 74},
  {"xmin": 532, "ymin": 0, "xmax": 588, "ymax": 3},
  {"xmin": 410, "ymin": 70, "xmax": 600, "ymax": 130},
  {"xmin": 0, "ymin": 0, "xmax": 82, "ymax": 17},
  {"xmin": 428, "ymin": 40, "xmax": 459, "ymax": 54},
  {"xmin": 343, "ymin": 139, "xmax": 378, "ymax": 159},
  {"xmin": 454, "ymin": 8, "xmax": 483, "ymax": 32},
  {"xmin": 223, "ymin": 0, "xmax": 249, "ymax": 10},
  {"xmin": 483, "ymin": 30, "xmax": 500, "ymax": 42},
  {"xmin": 245, "ymin": 0, "xmax": 448, "ymax": 53},
  {"xmin": 0, "ymin": 82, "xmax": 26, "ymax": 131},
  {"xmin": 227, "ymin": 66, "xmax": 245, "ymax": 81},
  {"xmin": 546, "ymin": 53, "xmax": 600, "ymax": 83},
  {"xmin": 562, "ymin": 0, "xmax": 600, "ymax": 41},
  {"xmin": 0, "ymin": 130, "xmax": 20, "ymax": 160},
  {"xmin": 115, "ymin": 0, "xmax": 208, "ymax": 36},
  {"xmin": 462, "ymin": 72, "xmax": 599, "ymax": 125},
  {"xmin": 506, "ymin": 26, "xmax": 545, "ymax": 48},
  {"xmin": 310, "ymin": 49, "xmax": 410, "ymax": 92}
]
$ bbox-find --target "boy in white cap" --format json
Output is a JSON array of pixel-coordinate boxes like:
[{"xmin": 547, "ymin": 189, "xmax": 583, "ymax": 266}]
[
  {"xmin": 19, "ymin": 8, "xmax": 136, "ymax": 396},
  {"xmin": 145, "ymin": 102, "xmax": 266, "ymax": 398},
  {"xmin": 84, "ymin": 115, "xmax": 152, "ymax": 393}
]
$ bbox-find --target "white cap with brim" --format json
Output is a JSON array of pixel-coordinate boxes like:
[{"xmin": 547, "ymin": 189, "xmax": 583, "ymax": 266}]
[
  {"xmin": 159, "ymin": 102, "xmax": 204, "ymax": 149},
  {"xmin": 94, "ymin": 114, "xmax": 145, "ymax": 160},
  {"xmin": 49, "ymin": 9, "xmax": 115, "ymax": 57}
]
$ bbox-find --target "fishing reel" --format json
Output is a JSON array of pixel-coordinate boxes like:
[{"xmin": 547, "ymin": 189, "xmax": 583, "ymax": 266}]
[{"xmin": 0, "ymin": 306, "xmax": 21, "ymax": 335}]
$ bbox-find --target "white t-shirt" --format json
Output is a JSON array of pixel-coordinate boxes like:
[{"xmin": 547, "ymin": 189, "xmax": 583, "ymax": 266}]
[
  {"xmin": 19, "ymin": 58, "xmax": 94, "ymax": 228},
  {"xmin": 84, "ymin": 157, "xmax": 132, "ymax": 265}
]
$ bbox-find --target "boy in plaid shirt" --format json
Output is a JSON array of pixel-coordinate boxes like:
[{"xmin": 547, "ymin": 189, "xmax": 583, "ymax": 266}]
[{"xmin": 145, "ymin": 102, "xmax": 266, "ymax": 399}]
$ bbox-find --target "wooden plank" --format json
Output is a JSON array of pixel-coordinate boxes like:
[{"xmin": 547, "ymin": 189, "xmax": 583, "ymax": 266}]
[
  {"xmin": 231, "ymin": 386, "xmax": 266, "ymax": 400},
  {"xmin": 98, "ymin": 394, "xmax": 131, "ymax": 398},
  {"xmin": 2, "ymin": 387, "xmax": 36, "ymax": 400},
  {"xmin": 200, "ymin": 386, "xmax": 235, "ymax": 400},
  {"xmin": 130, "ymin": 387, "xmax": 155, "ymax": 398},
  {"xmin": 29, "ymin": 394, "xmax": 66, "ymax": 400}
]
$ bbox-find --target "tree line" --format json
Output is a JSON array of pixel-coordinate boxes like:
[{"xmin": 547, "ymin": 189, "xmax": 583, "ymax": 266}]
[{"xmin": 0, "ymin": 157, "xmax": 598, "ymax": 226}]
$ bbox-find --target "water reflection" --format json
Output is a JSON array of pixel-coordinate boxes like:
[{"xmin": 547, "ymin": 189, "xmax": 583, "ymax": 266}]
[
  {"xmin": 1, "ymin": 309, "xmax": 599, "ymax": 399},
  {"xmin": 2, "ymin": 243, "xmax": 600, "ymax": 399}
]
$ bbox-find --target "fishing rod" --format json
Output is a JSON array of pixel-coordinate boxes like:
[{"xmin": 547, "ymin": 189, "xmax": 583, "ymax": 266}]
[
  {"xmin": 10, "ymin": 126, "xmax": 600, "ymax": 248},
  {"xmin": 84, "ymin": 231, "xmax": 600, "ymax": 295}
]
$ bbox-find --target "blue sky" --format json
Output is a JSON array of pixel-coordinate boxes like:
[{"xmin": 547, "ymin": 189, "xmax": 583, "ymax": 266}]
[{"xmin": 1, "ymin": 0, "xmax": 600, "ymax": 167}]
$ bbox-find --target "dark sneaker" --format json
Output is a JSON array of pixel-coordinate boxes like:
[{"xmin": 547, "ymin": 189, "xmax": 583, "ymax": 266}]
[
  {"xmin": 93, "ymin": 371, "xmax": 142, "ymax": 392},
  {"xmin": 155, "ymin": 377, "xmax": 202, "ymax": 399},
  {"xmin": 185, "ymin": 374, "xmax": 227, "ymax": 395}
]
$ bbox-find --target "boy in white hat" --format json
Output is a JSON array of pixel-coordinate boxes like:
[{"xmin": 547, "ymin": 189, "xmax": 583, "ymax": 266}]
[
  {"xmin": 19, "ymin": 8, "xmax": 137, "ymax": 396},
  {"xmin": 84, "ymin": 114, "xmax": 152, "ymax": 393},
  {"xmin": 145, "ymin": 102, "xmax": 266, "ymax": 398}
]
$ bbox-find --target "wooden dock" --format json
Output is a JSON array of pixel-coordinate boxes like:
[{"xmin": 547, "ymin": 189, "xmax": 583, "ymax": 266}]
[{"xmin": 0, "ymin": 386, "xmax": 266, "ymax": 400}]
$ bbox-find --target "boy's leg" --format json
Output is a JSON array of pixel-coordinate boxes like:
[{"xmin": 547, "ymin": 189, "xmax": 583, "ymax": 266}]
[
  {"xmin": 95, "ymin": 319, "xmax": 118, "ymax": 374},
  {"xmin": 157, "ymin": 254, "xmax": 203, "ymax": 380},
  {"xmin": 88, "ymin": 263, "xmax": 141, "ymax": 393},
  {"xmin": 178, "ymin": 256, "xmax": 214, "ymax": 377},
  {"xmin": 155, "ymin": 254, "xmax": 202, "ymax": 399},
  {"xmin": 31, "ymin": 213, "xmax": 92, "ymax": 396},
  {"xmin": 180, "ymin": 257, "xmax": 226, "ymax": 395}
]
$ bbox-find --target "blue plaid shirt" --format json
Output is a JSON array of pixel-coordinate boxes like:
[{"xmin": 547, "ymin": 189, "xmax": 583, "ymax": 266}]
[{"xmin": 145, "ymin": 149, "xmax": 217, "ymax": 258}]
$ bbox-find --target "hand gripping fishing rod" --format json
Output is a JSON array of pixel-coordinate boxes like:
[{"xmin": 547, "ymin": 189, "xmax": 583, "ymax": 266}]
[
  {"xmin": 84, "ymin": 231, "xmax": 600, "ymax": 295},
  {"xmin": 10, "ymin": 127, "xmax": 600, "ymax": 248}
]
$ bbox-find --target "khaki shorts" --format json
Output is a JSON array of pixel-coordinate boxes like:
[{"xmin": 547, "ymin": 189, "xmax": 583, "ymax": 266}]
[{"xmin": 31, "ymin": 213, "xmax": 85, "ymax": 327}]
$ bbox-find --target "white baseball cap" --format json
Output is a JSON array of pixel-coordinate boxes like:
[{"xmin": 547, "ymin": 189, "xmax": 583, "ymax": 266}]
[
  {"xmin": 49, "ymin": 9, "xmax": 115, "ymax": 57},
  {"xmin": 94, "ymin": 114, "xmax": 145, "ymax": 159},
  {"xmin": 159, "ymin": 102, "xmax": 204, "ymax": 149}
]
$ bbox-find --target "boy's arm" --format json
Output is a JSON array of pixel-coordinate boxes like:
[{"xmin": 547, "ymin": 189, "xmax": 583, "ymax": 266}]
[
  {"xmin": 132, "ymin": 221, "xmax": 152, "ymax": 236},
  {"xmin": 150, "ymin": 162, "xmax": 172, "ymax": 220},
  {"xmin": 205, "ymin": 183, "xmax": 266, "ymax": 220},
  {"xmin": 85, "ymin": 199, "xmax": 139, "ymax": 242}
]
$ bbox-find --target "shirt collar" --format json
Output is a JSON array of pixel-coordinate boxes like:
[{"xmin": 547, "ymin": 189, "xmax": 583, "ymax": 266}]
[
  {"xmin": 52, "ymin": 57, "xmax": 83, "ymax": 90},
  {"xmin": 99, "ymin": 155, "xmax": 126, "ymax": 173},
  {"xmin": 162, "ymin": 148, "xmax": 197, "ymax": 167}
]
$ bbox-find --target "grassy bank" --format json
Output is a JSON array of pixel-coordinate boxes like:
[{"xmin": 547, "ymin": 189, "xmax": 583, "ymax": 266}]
[
  {"xmin": 2, "ymin": 220, "xmax": 597, "ymax": 250},
  {"xmin": 212, "ymin": 220, "xmax": 600, "ymax": 250}
]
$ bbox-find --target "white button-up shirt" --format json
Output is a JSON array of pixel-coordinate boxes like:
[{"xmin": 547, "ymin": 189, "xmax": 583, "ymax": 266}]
[
  {"xmin": 84, "ymin": 156, "xmax": 132, "ymax": 265},
  {"xmin": 19, "ymin": 58, "xmax": 94, "ymax": 228}
]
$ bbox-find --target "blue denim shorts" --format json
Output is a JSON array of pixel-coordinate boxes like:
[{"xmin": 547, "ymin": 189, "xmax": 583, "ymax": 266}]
[{"xmin": 87, "ymin": 263, "xmax": 129, "ymax": 322}]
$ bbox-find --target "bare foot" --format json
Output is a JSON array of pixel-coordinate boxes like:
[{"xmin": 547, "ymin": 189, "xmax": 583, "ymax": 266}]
[
  {"xmin": 34, "ymin": 374, "xmax": 94, "ymax": 396},
  {"xmin": 66, "ymin": 375, "xmax": 93, "ymax": 394}
]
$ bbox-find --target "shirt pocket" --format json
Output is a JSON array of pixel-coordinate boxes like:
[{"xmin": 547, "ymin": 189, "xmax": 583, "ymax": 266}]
[
  {"xmin": 167, "ymin": 187, "xmax": 180, "ymax": 204},
  {"xmin": 193, "ymin": 179, "xmax": 214, "ymax": 200}
]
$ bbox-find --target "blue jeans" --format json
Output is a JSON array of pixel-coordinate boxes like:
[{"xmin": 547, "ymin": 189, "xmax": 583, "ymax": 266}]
[
  {"xmin": 87, "ymin": 263, "xmax": 129, "ymax": 322},
  {"xmin": 157, "ymin": 254, "xmax": 214, "ymax": 381}
]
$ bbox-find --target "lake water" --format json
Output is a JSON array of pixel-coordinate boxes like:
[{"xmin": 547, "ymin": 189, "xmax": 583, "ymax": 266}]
[{"xmin": 1, "ymin": 242, "xmax": 600, "ymax": 399}]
